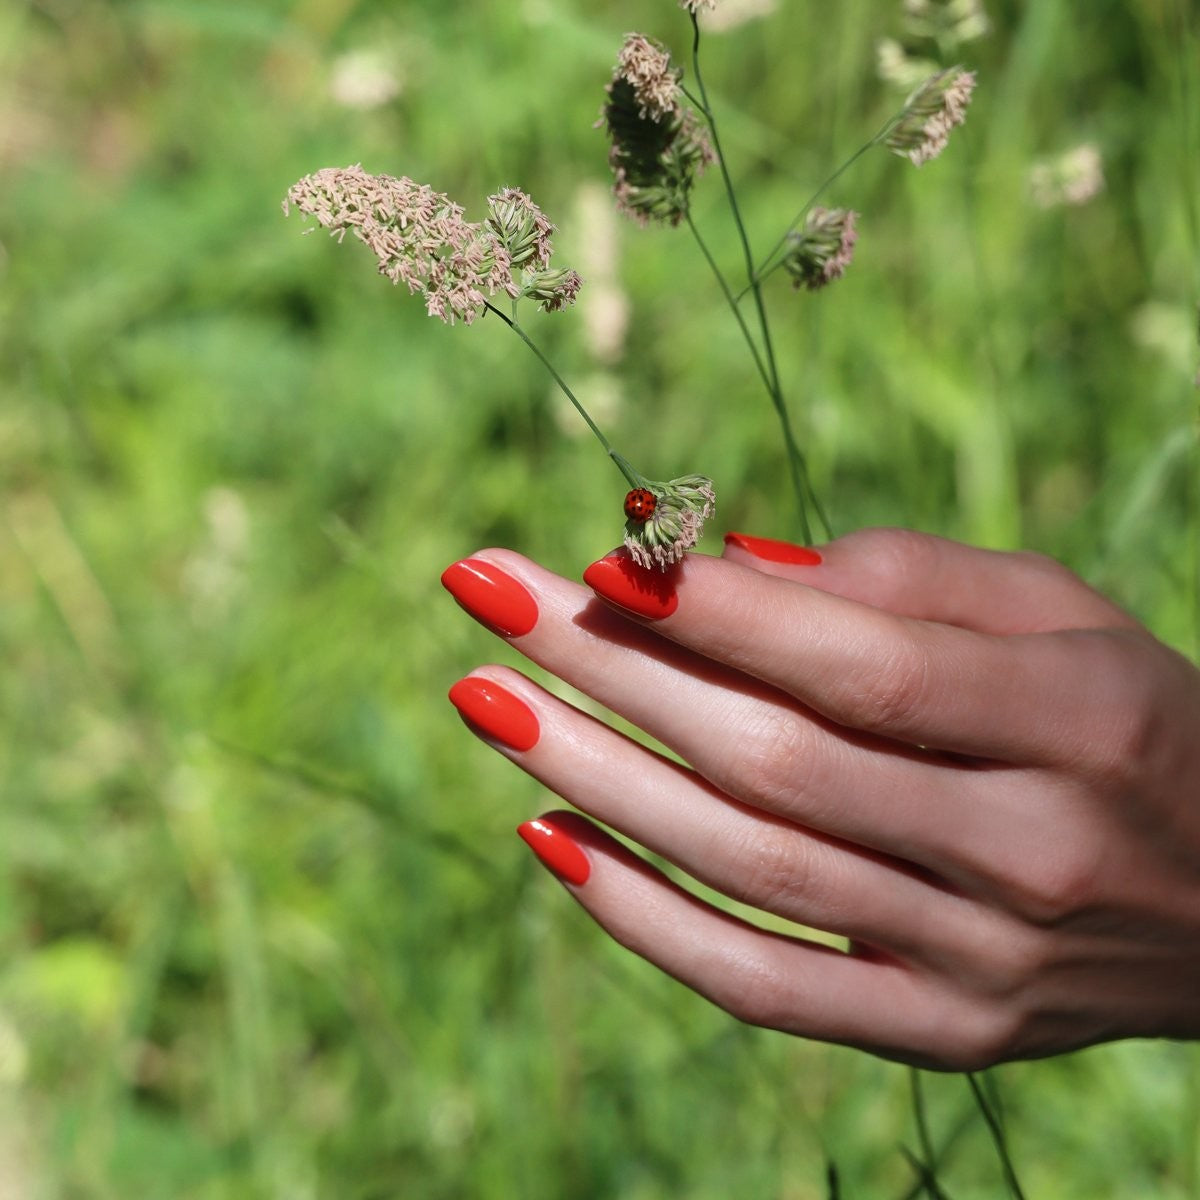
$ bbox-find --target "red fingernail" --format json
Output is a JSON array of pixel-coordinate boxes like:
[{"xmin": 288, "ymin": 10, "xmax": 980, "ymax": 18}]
[
  {"xmin": 582, "ymin": 550, "xmax": 678, "ymax": 619},
  {"xmin": 517, "ymin": 817, "xmax": 590, "ymax": 885},
  {"xmin": 723, "ymin": 532, "xmax": 823, "ymax": 565},
  {"xmin": 441, "ymin": 558, "xmax": 538, "ymax": 637},
  {"xmin": 448, "ymin": 676, "xmax": 540, "ymax": 751}
]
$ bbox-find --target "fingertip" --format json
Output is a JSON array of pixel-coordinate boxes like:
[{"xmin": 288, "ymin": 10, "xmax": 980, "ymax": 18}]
[
  {"xmin": 517, "ymin": 811, "xmax": 593, "ymax": 886},
  {"xmin": 582, "ymin": 548, "xmax": 680, "ymax": 619},
  {"xmin": 441, "ymin": 554, "xmax": 540, "ymax": 637},
  {"xmin": 722, "ymin": 532, "xmax": 824, "ymax": 565}
]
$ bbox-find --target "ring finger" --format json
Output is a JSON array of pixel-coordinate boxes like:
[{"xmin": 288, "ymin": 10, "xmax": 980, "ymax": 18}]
[
  {"xmin": 450, "ymin": 664, "xmax": 998, "ymax": 966},
  {"xmin": 442, "ymin": 549, "xmax": 1020, "ymax": 888}
]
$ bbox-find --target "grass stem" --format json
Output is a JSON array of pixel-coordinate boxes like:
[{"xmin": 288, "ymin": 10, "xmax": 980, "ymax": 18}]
[
  {"xmin": 688, "ymin": 15, "xmax": 827, "ymax": 542},
  {"xmin": 966, "ymin": 1073, "xmax": 1027, "ymax": 1200},
  {"xmin": 485, "ymin": 301, "xmax": 642, "ymax": 489}
]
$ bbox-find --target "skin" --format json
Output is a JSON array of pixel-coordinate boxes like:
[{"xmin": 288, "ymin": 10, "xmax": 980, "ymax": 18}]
[{"xmin": 452, "ymin": 528, "xmax": 1200, "ymax": 1070}]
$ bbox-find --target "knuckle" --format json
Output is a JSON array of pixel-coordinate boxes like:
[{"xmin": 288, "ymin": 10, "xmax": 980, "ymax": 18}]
[
  {"xmin": 967, "ymin": 928, "xmax": 1054, "ymax": 997},
  {"xmin": 1003, "ymin": 840, "xmax": 1107, "ymax": 926},
  {"xmin": 708, "ymin": 948, "xmax": 792, "ymax": 1029},
  {"xmin": 945, "ymin": 1011, "xmax": 1024, "ymax": 1072},
  {"xmin": 723, "ymin": 825, "xmax": 831, "ymax": 917},
  {"xmin": 1009, "ymin": 548, "xmax": 1075, "ymax": 587},
  {"xmin": 1057, "ymin": 632, "xmax": 1163, "ymax": 786},
  {"xmin": 836, "ymin": 528, "xmax": 939, "ymax": 601},
  {"xmin": 921, "ymin": 997, "xmax": 1025, "ymax": 1072},
  {"xmin": 846, "ymin": 626, "xmax": 931, "ymax": 735},
  {"xmin": 734, "ymin": 704, "xmax": 819, "ymax": 813}
]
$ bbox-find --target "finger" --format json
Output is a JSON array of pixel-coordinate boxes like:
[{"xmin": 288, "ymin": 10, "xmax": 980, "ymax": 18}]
[
  {"xmin": 517, "ymin": 809, "xmax": 988, "ymax": 1070},
  {"xmin": 583, "ymin": 547, "xmax": 1143, "ymax": 765},
  {"xmin": 453, "ymin": 663, "xmax": 990, "ymax": 964},
  {"xmin": 443, "ymin": 554, "xmax": 1011, "ymax": 877},
  {"xmin": 723, "ymin": 527, "xmax": 1138, "ymax": 634}
]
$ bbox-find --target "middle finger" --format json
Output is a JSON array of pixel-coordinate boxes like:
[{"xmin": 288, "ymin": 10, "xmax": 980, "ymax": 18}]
[{"xmin": 442, "ymin": 550, "xmax": 1017, "ymax": 884}]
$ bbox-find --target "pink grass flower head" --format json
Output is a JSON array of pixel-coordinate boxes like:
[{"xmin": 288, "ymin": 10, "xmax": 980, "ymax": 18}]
[
  {"xmin": 602, "ymin": 34, "xmax": 714, "ymax": 227},
  {"xmin": 783, "ymin": 207, "xmax": 859, "ymax": 291},
  {"xmin": 616, "ymin": 34, "xmax": 681, "ymax": 122},
  {"xmin": 623, "ymin": 474, "xmax": 717, "ymax": 570},
  {"xmin": 885, "ymin": 68, "xmax": 977, "ymax": 167},
  {"xmin": 284, "ymin": 166, "xmax": 581, "ymax": 324}
]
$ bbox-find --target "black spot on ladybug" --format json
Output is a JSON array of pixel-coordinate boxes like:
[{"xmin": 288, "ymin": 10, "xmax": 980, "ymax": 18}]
[{"xmin": 624, "ymin": 488, "xmax": 657, "ymax": 522}]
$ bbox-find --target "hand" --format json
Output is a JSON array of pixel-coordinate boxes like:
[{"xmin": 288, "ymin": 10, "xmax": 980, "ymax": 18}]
[{"xmin": 442, "ymin": 528, "xmax": 1200, "ymax": 1070}]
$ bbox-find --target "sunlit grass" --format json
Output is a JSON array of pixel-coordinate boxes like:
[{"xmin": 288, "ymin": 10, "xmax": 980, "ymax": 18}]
[{"xmin": 0, "ymin": 0, "xmax": 1197, "ymax": 1196}]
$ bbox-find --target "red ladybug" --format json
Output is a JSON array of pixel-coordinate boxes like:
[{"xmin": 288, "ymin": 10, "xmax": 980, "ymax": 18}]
[{"xmin": 623, "ymin": 488, "xmax": 657, "ymax": 522}]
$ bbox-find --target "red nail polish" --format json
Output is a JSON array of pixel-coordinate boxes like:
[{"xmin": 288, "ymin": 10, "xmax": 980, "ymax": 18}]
[
  {"xmin": 723, "ymin": 532, "xmax": 823, "ymax": 565},
  {"xmin": 442, "ymin": 558, "xmax": 538, "ymax": 637},
  {"xmin": 517, "ymin": 817, "xmax": 590, "ymax": 885},
  {"xmin": 582, "ymin": 550, "xmax": 678, "ymax": 619},
  {"xmin": 448, "ymin": 676, "xmax": 540, "ymax": 751}
]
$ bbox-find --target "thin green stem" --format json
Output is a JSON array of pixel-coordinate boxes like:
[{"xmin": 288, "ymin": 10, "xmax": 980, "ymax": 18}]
[
  {"xmin": 685, "ymin": 212, "xmax": 772, "ymax": 396},
  {"xmin": 966, "ymin": 1073, "xmax": 1027, "ymax": 1200},
  {"xmin": 688, "ymin": 15, "xmax": 825, "ymax": 542},
  {"xmin": 680, "ymin": 82, "xmax": 706, "ymax": 113},
  {"xmin": 908, "ymin": 1069, "xmax": 950, "ymax": 1200},
  {"xmin": 748, "ymin": 115, "xmax": 900, "ymax": 294},
  {"xmin": 485, "ymin": 301, "xmax": 642, "ymax": 489},
  {"xmin": 898, "ymin": 1147, "xmax": 959, "ymax": 1200}
]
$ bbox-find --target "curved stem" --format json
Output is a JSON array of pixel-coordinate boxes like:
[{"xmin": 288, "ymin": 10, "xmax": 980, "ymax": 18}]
[
  {"xmin": 686, "ymin": 213, "xmax": 772, "ymax": 395},
  {"xmin": 485, "ymin": 301, "xmax": 642, "ymax": 489},
  {"xmin": 689, "ymin": 16, "xmax": 825, "ymax": 541},
  {"xmin": 748, "ymin": 117, "xmax": 900, "ymax": 295},
  {"xmin": 908, "ymin": 1069, "xmax": 951, "ymax": 1200},
  {"xmin": 966, "ymin": 1074, "xmax": 1027, "ymax": 1200}
]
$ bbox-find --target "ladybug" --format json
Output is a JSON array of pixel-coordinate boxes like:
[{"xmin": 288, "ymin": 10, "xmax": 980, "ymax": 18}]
[{"xmin": 624, "ymin": 488, "xmax": 657, "ymax": 523}]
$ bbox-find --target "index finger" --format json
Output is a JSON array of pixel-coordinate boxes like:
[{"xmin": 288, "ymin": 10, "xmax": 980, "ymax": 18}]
[{"xmin": 583, "ymin": 549, "xmax": 1143, "ymax": 767}]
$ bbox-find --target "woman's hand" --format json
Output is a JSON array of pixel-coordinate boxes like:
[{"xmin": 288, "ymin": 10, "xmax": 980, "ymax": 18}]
[{"xmin": 441, "ymin": 528, "xmax": 1200, "ymax": 1070}]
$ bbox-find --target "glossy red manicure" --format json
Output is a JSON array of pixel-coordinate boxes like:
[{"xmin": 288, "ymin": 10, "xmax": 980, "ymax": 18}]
[
  {"xmin": 723, "ymin": 532, "xmax": 823, "ymax": 565},
  {"xmin": 441, "ymin": 558, "xmax": 538, "ymax": 637},
  {"xmin": 517, "ymin": 817, "xmax": 590, "ymax": 885},
  {"xmin": 582, "ymin": 550, "xmax": 678, "ymax": 619},
  {"xmin": 448, "ymin": 676, "xmax": 540, "ymax": 751}
]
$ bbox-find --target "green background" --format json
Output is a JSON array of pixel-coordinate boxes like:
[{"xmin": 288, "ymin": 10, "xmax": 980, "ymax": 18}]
[{"xmin": 1, "ymin": 0, "xmax": 1197, "ymax": 1195}]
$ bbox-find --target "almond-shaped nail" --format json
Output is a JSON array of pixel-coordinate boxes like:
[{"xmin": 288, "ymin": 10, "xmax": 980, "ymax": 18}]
[
  {"xmin": 517, "ymin": 817, "xmax": 590, "ymax": 885},
  {"xmin": 723, "ymin": 532, "xmax": 823, "ymax": 565},
  {"xmin": 441, "ymin": 558, "xmax": 538, "ymax": 637},
  {"xmin": 582, "ymin": 550, "xmax": 678, "ymax": 619},
  {"xmin": 448, "ymin": 676, "xmax": 540, "ymax": 751}
]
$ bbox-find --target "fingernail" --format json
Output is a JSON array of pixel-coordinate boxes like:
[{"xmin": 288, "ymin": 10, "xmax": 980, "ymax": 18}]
[
  {"xmin": 517, "ymin": 817, "xmax": 590, "ymax": 886},
  {"xmin": 441, "ymin": 558, "xmax": 538, "ymax": 637},
  {"xmin": 723, "ymin": 532, "xmax": 823, "ymax": 565},
  {"xmin": 448, "ymin": 676, "xmax": 540, "ymax": 751},
  {"xmin": 582, "ymin": 550, "xmax": 678, "ymax": 619}
]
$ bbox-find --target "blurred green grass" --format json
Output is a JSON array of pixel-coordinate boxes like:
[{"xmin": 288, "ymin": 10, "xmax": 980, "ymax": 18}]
[{"xmin": 0, "ymin": 0, "xmax": 1197, "ymax": 1196}]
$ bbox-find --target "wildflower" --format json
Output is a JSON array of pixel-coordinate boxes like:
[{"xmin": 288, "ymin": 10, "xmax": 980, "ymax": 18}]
[
  {"xmin": 329, "ymin": 49, "xmax": 403, "ymax": 110},
  {"xmin": 602, "ymin": 35, "xmax": 714, "ymax": 227},
  {"xmin": 615, "ymin": 34, "xmax": 680, "ymax": 122},
  {"xmin": 284, "ymin": 165, "xmax": 581, "ymax": 324},
  {"xmin": 902, "ymin": 0, "xmax": 990, "ymax": 48},
  {"xmin": 680, "ymin": 0, "xmax": 719, "ymax": 13},
  {"xmin": 782, "ymin": 207, "xmax": 858, "ymax": 291},
  {"xmin": 701, "ymin": 0, "xmax": 777, "ymax": 32},
  {"xmin": 875, "ymin": 38, "xmax": 939, "ymax": 91},
  {"xmin": 1029, "ymin": 144, "xmax": 1104, "ymax": 209},
  {"xmin": 623, "ymin": 474, "xmax": 716, "ymax": 570},
  {"xmin": 885, "ymin": 68, "xmax": 976, "ymax": 167}
]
